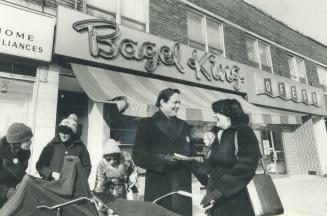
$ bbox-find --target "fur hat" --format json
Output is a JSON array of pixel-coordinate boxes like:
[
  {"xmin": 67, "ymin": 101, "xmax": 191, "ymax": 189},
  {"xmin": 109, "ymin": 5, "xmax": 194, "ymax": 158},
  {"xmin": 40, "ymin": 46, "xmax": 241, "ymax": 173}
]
[
  {"xmin": 58, "ymin": 114, "xmax": 78, "ymax": 134},
  {"xmin": 103, "ymin": 139, "xmax": 121, "ymax": 155},
  {"xmin": 6, "ymin": 123, "xmax": 33, "ymax": 144}
]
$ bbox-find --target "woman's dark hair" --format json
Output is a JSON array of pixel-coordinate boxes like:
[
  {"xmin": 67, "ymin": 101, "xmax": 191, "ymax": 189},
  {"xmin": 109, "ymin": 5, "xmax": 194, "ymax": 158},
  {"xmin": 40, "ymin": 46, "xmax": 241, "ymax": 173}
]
[
  {"xmin": 211, "ymin": 99, "xmax": 249, "ymax": 125},
  {"xmin": 57, "ymin": 125, "xmax": 74, "ymax": 136},
  {"xmin": 155, "ymin": 88, "xmax": 180, "ymax": 108}
]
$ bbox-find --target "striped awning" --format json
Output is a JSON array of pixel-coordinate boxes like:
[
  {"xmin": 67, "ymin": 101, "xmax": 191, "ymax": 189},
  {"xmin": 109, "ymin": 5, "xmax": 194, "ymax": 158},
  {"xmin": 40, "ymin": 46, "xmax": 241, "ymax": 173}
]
[{"xmin": 71, "ymin": 64, "xmax": 302, "ymax": 125}]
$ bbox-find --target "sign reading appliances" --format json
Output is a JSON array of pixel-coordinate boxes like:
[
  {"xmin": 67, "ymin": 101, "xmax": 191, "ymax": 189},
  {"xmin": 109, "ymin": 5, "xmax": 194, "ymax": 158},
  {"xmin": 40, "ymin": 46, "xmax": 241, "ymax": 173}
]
[
  {"xmin": 0, "ymin": 3, "xmax": 55, "ymax": 62},
  {"xmin": 262, "ymin": 78, "xmax": 319, "ymax": 107},
  {"xmin": 72, "ymin": 19, "xmax": 244, "ymax": 91}
]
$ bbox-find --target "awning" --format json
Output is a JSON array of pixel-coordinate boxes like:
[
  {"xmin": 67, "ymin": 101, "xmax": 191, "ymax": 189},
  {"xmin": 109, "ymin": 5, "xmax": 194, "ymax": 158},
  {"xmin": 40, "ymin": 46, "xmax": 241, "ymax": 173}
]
[{"xmin": 71, "ymin": 64, "xmax": 302, "ymax": 125}]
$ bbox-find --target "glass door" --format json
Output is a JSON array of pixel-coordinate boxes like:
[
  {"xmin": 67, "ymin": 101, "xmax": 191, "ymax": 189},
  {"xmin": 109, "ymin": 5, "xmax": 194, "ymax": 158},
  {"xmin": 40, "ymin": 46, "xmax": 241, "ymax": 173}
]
[{"xmin": 260, "ymin": 129, "xmax": 287, "ymax": 174}]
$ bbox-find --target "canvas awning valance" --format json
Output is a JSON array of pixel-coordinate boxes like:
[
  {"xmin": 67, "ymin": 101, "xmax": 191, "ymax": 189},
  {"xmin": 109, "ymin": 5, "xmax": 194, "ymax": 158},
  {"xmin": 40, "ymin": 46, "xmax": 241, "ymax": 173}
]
[{"xmin": 71, "ymin": 64, "xmax": 302, "ymax": 125}]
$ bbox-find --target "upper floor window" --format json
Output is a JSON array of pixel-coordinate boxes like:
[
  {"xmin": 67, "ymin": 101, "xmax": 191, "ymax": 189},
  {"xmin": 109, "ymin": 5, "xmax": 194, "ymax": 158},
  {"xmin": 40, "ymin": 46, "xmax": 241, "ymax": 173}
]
[
  {"xmin": 86, "ymin": 0, "xmax": 147, "ymax": 32},
  {"xmin": 245, "ymin": 36, "xmax": 272, "ymax": 72},
  {"xmin": 287, "ymin": 55, "xmax": 307, "ymax": 84},
  {"xmin": 317, "ymin": 65, "xmax": 327, "ymax": 91},
  {"xmin": 186, "ymin": 10, "xmax": 224, "ymax": 57}
]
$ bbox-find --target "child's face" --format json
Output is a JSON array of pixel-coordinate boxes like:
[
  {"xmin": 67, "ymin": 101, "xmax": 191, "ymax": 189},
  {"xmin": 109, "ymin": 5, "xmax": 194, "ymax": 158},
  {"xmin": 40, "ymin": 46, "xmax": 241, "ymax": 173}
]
[{"xmin": 104, "ymin": 153, "xmax": 121, "ymax": 166}]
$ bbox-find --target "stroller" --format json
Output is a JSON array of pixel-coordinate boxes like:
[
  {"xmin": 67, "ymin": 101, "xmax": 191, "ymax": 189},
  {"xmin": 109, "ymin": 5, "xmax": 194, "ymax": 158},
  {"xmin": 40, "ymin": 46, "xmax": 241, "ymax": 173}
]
[{"xmin": 0, "ymin": 156, "xmax": 213, "ymax": 216}]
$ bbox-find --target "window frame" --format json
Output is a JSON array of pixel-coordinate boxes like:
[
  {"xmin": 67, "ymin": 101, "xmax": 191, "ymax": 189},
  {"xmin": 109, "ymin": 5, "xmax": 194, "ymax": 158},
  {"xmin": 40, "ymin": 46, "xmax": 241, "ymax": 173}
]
[
  {"xmin": 85, "ymin": 0, "xmax": 149, "ymax": 33},
  {"xmin": 186, "ymin": 9, "xmax": 225, "ymax": 57},
  {"xmin": 245, "ymin": 35, "xmax": 273, "ymax": 73},
  {"xmin": 317, "ymin": 65, "xmax": 327, "ymax": 91},
  {"xmin": 287, "ymin": 54, "xmax": 308, "ymax": 84}
]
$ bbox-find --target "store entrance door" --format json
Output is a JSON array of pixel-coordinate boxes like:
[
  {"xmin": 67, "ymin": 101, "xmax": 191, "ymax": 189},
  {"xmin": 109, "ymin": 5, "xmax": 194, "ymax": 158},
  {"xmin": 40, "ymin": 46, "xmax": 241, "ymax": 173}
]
[{"xmin": 260, "ymin": 129, "xmax": 287, "ymax": 174}]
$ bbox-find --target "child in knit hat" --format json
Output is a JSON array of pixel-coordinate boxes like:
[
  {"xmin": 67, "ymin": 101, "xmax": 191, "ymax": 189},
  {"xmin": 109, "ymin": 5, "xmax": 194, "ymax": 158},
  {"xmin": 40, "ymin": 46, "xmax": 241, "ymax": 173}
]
[
  {"xmin": 0, "ymin": 122, "xmax": 33, "ymax": 207},
  {"xmin": 36, "ymin": 114, "xmax": 91, "ymax": 181},
  {"xmin": 94, "ymin": 139, "xmax": 138, "ymax": 200}
]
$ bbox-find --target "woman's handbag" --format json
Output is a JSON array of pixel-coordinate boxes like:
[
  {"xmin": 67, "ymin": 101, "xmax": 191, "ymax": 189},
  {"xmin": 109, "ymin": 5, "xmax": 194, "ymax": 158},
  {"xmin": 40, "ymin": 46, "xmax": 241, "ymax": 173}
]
[{"xmin": 234, "ymin": 133, "xmax": 284, "ymax": 216}]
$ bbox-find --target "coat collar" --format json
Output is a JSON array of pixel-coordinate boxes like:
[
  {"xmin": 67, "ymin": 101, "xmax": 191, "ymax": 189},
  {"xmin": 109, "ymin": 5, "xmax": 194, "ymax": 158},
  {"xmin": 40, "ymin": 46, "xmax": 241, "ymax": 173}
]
[{"xmin": 152, "ymin": 110, "xmax": 184, "ymax": 142}]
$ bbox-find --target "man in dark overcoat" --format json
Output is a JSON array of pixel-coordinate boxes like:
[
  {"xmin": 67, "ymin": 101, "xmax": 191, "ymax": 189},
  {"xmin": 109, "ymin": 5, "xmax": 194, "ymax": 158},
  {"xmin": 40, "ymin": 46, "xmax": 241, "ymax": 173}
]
[{"xmin": 133, "ymin": 88, "xmax": 207, "ymax": 216}]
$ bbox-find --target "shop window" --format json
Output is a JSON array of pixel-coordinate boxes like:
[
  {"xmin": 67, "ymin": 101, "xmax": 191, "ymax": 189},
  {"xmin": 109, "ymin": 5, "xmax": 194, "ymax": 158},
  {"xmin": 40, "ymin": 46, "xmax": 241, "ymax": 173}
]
[
  {"xmin": 187, "ymin": 9, "xmax": 224, "ymax": 56},
  {"xmin": 317, "ymin": 65, "xmax": 327, "ymax": 91},
  {"xmin": 245, "ymin": 36, "xmax": 272, "ymax": 72},
  {"xmin": 86, "ymin": 0, "xmax": 147, "ymax": 32},
  {"xmin": 0, "ymin": 58, "xmax": 37, "ymax": 77},
  {"xmin": 287, "ymin": 55, "xmax": 307, "ymax": 84}
]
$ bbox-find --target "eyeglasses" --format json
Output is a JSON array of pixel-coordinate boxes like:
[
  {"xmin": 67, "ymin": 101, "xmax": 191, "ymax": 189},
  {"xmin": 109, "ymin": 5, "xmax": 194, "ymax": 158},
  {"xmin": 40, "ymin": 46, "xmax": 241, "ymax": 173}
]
[{"xmin": 104, "ymin": 155, "xmax": 120, "ymax": 162}]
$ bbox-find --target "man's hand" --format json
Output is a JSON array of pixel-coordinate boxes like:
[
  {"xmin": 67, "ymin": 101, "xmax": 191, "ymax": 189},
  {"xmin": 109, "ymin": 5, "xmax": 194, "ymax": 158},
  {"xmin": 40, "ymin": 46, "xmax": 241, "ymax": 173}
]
[
  {"xmin": 164, "ymin": 154, "xmax": 180, "ymax": 168},
  {"xmin": 52, "ymin": 172, "xmax": 60, "ymax": 180}
]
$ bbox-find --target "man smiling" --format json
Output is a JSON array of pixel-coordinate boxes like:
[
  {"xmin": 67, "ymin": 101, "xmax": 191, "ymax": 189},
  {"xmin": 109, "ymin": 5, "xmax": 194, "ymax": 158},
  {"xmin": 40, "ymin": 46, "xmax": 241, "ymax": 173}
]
[{"xmin": 132, "ymin": 88, "xmax": 195, "ymax": 216}]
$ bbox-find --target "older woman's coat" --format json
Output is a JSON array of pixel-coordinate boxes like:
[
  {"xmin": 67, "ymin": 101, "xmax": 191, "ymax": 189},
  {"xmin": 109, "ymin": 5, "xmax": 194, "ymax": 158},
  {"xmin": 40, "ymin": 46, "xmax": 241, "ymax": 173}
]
[
  {"xmin": 206, "ymin": 123, "xmax": 260, "ymax": 216},
  {"xmin": 132, "ymin": 110, "xmax": 193, "ymax": 216}
]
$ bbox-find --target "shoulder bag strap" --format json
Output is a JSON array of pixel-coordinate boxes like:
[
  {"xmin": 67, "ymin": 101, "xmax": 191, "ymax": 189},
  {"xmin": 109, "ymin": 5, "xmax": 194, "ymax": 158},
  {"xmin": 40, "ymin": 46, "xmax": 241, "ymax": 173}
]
[{"xmin": 234, "ymin": 132, "xmax": 267, "ymax": 174}]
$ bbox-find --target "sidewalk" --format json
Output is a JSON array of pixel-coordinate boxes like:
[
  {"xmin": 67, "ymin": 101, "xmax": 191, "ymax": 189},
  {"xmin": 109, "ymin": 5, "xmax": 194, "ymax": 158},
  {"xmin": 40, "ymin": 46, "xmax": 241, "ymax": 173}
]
[
  {"xmin": 192, "ymin": 174, "xmax": 327, "ymax": 216},
  {"xmin": 273, "ymin": 174, "xmax": 327, "ymax": 216}
]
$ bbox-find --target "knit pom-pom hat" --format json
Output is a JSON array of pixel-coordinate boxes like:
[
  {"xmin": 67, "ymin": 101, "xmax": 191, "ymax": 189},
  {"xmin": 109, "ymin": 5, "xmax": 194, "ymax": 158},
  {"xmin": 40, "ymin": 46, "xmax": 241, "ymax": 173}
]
[
  {"xmin": 103, "ymin": 139, "xmax": 121, "ymax": 155},
  {"xmin": 57, "ymin": 114, "xmax": 78, "ymax": 134}
]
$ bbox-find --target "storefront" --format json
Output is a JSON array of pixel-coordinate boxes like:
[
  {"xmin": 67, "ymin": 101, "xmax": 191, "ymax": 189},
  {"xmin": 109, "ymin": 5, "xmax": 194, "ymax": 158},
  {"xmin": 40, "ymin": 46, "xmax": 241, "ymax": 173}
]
[
  {"xmin": 53, "ymin": 6, "xmax": 327, "ymax": 189},
  {"xmin": 0, "ymin": 2, "xmax": 56, "ymax": 174}
]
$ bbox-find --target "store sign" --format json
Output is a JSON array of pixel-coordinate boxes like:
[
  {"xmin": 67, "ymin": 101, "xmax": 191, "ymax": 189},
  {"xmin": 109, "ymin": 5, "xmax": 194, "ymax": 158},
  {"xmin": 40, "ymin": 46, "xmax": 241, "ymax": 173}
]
[
  {"xmin": 262, "ymin": 78, "xmax": 319, "ymax": 107},
  {"xmin": 0, "ymin": 3, "xmax": 55, "ymax": 62},
  {"xmin": 72, "ymin": 20, "xmax": 244, "ymax": 91}
]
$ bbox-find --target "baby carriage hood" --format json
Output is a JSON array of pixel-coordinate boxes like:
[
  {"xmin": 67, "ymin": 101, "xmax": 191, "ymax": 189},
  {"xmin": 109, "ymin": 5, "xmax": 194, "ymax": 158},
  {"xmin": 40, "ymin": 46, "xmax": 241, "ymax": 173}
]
[{"xmin": 0, "ymin": 156, "xmax": 98, "ymax": 216}]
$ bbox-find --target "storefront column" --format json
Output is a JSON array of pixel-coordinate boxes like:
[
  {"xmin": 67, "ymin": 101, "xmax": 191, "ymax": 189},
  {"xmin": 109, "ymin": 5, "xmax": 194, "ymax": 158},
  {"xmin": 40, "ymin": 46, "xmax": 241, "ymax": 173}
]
[
  {"xmin": 29, "ymin": 64, "xmax": 59, "ymax": 176},
  {"xmin": 87, "ymin": 101, "xmax": 108, "ymax": 189},
  {"xmin": 312, "ymin": 116, "xmax": 327, "ymax": 176}
]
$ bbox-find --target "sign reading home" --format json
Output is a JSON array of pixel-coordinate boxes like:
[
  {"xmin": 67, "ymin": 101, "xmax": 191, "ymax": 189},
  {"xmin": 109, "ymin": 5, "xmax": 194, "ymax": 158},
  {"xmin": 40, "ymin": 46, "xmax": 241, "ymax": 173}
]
[
  {"xmin": 0, "ymin": 3, "xmax": 55, "ymax": 62},
  {"xmin": 54, "ymin": 6, "xmax": 246, "ymax": 92}
]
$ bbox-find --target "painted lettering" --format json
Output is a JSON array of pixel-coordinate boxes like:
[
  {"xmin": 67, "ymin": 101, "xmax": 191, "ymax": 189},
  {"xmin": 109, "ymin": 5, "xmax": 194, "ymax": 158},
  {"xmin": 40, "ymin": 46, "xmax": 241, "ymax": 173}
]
[
  {"xmin": 264, "ymin": 78, "xmax": 273, "ymax": 96},
  {"xmin": 278, "ymin": 82, "xmax": 286, "ymax": 99}
]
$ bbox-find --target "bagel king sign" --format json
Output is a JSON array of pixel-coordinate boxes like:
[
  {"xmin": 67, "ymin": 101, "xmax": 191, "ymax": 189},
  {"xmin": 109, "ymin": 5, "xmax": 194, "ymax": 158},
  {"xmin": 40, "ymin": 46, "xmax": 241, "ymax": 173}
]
[{"xmin": 54, "ymin": 6, "xmax": 245, "ymax": 92}]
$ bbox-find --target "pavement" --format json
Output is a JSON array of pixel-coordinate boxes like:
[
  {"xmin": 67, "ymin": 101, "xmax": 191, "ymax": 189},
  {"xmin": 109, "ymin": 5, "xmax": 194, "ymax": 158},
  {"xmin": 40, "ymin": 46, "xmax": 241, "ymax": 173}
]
[
  {"xmin": 192, "ymin": 174, "xmax": 327, "ymax": 216},
  {"xmin": 273, "ymin": 174, "xmax": 327, "ymax": 216}
]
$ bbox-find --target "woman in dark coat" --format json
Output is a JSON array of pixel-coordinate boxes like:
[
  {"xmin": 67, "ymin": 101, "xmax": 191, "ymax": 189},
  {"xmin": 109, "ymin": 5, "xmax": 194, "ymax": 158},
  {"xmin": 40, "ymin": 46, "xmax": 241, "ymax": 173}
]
[
  {"xmin": 36, "ymin": 114, "xmax": 91, "ymax": 180},
  {"xmin": 201, "ymin": 99, "xmax": 260, "ymax": 216}
]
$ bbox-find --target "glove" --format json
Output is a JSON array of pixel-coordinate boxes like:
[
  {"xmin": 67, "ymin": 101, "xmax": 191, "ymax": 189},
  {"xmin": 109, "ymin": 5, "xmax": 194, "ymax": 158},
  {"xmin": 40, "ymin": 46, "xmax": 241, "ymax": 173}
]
[
  {"xmin": 130, "ymin": 185, "xmax": 138, "ymax": 193},
  {"xmin": 200, "ymin": 189, "xmax": 223, "ymax": 207},
  {"xmin": 164, "ymin": 154, "xmax": 180, "ymax": 168}
]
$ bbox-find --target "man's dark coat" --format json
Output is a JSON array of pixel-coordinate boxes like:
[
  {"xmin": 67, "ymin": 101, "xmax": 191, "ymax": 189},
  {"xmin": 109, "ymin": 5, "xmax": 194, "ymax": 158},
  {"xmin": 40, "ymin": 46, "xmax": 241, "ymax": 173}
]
[{"xmin": 133, "ymin": 111, "xmax": 194, "ymax": 216}]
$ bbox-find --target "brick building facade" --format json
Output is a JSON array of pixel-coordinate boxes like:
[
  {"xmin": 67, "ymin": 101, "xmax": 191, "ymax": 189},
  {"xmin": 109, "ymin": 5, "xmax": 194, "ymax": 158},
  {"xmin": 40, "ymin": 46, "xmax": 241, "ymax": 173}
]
[{"xmin": 2, "ymin": 0, "xmax": 327, "ymax": 192}]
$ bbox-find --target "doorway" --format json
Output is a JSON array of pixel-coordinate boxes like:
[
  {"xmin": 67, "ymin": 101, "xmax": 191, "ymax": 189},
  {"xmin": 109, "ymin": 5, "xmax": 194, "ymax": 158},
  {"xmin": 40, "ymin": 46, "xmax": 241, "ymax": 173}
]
[{"xmin": 260, "ymin": 129, "xmax": 287, "ymax": 174}]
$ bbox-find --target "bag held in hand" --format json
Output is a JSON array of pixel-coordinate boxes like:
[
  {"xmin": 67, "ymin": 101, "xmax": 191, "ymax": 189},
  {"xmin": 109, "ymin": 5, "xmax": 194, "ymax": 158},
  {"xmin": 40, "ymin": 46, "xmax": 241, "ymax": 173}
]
[{"xmin": 234, "ymin": 132, "xmax": 284, "ymax": 216}]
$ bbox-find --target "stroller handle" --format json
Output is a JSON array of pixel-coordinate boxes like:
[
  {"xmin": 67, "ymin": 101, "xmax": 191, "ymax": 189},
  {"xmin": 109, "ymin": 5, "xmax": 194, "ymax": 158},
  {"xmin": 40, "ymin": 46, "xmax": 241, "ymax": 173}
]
[{"xmin": 37, "ymin": 197, "xmax": 94, "ymax": 210}]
